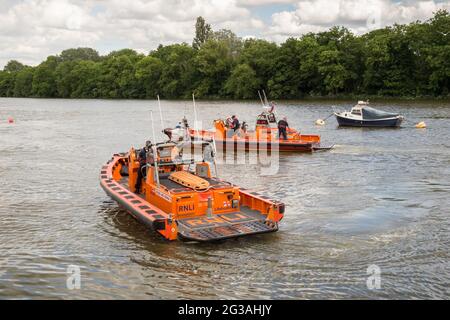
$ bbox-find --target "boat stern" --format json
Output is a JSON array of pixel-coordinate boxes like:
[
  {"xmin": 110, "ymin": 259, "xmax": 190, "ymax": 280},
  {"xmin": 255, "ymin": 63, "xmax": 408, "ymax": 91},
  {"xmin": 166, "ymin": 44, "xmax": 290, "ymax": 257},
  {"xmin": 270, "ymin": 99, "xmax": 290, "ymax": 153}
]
[
  {"xmin": 176, "ymin": 211, "xmax": 279, "ymax": 242},
  {"xmin": 173, "ymin": 186, "xmax": 284, "ymax": 242}
]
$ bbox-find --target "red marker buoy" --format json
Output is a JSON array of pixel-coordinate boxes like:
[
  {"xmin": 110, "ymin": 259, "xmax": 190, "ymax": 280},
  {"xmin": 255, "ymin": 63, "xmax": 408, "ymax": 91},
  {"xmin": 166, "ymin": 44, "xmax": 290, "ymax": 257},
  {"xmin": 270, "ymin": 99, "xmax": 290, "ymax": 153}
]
[{"xmin": 8, "ymin": 117, "xmax": 14, "ymax": 124}]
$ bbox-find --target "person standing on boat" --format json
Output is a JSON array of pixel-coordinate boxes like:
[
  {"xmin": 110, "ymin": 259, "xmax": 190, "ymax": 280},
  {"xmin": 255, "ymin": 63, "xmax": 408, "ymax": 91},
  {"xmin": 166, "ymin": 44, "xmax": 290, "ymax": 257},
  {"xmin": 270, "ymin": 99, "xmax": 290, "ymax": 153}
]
[
  {"xmin": 236, "ymin": 121, "xmax": 248, "ymax": 138},
  {"xmin": 231, "ymin": 115, "xmax": 240, "ymax": 132},
  {"xmin": 278, "ymin": 117, "xmax": 289, "ymax": 140},
  {"xmin": 135, "ymin": 140, "xmax": 152, "ymax": 193}
]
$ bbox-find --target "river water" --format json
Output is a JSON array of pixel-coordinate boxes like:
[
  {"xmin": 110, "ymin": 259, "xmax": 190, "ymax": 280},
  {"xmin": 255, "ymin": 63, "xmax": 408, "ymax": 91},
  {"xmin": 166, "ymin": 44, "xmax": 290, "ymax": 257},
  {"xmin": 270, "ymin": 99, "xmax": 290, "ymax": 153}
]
[{"xmin": 0, "ymin": 98, "xmax": 449, "ymax": 299}]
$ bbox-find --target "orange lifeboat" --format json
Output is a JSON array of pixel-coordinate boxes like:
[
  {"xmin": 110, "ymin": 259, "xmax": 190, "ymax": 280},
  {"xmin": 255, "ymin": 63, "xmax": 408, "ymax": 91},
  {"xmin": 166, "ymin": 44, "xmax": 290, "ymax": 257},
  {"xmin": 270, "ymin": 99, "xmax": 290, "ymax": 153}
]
[
  {"xmin": 190, "ymin": 110, "xmax": 333, "ymax": 152},
  {"xmin": 100, "ymin": 140, "xmax": 285, "ymax": 242}
]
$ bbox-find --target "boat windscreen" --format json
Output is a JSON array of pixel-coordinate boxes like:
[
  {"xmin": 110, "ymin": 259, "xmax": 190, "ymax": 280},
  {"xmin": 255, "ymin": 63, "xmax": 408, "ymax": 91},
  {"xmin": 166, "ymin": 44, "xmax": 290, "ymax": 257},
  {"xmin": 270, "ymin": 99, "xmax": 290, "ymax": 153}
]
[{"xmin": 362, "ymin": 107, "xmax": 399, "ymax": 120}]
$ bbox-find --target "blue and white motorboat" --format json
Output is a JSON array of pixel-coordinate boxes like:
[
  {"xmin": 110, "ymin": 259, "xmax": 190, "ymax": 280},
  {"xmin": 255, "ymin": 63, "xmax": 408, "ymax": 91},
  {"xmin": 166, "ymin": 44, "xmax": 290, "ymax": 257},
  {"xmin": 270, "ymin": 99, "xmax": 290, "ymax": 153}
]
[{"xmin": 334, "ymin": 101, "xmax": 404, "ymax": 127}]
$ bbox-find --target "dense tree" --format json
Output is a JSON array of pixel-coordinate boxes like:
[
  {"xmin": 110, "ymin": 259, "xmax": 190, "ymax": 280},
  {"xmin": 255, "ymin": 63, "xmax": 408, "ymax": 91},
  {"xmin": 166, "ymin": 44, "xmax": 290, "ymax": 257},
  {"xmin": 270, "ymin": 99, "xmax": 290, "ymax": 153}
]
[
  {"xmin": 0, "ymin": 12, "xmax": 449, "ymax": 100},
  {"xmin": 13, "ymin": 67, "xmax": 34, "ymax": 97},
  {"xmin": 425, "ymin": 10, "xmax": 450, "ymax": 95},
  {"xmin": 193, "ymin": 16, "xmax": 212, "ymax": 50},
  {"xmin": 212, "ymin": 29, "xmax": 243, "ymax": 57},
  {"xmin": 3, "ymin": 60, "xmax": 26, "ymax": 73},
  {"xmin": 70, "ymin": 61, "xmax": 101, "ymax": 98},
  {"xmin": 152, "ymin": 44, "xmax": 197, "ymax": 98},
  {"xmin": 296, "ymin": 35, "xmax": 321, "ymax": 95},
  {"xmin": 362, "ymin": 29, "xmax": 392, "ymax": 95},
  {"xmin": 59, "ymin": 48, "xmax": 100, "ymax": 62},
  {"xmin": 224, "ymin": 64, "xmax": 260, "ymax": 99},
  {"xmin": 318, "ymin": 49, "xmax": 348, "ymax": 95},
  {"xmin": 239, "ymin": 39, "xmax": 277, "ymax": 92},
  {"xmin": 55, "ymin": 61, "xmax": 77, "ymax": 98},
  {"xmin": 32, "ymin": 56, "xmax": 58, "ymax": 97},
  {"xmin": 0, "ymin": 71, "xmax": 15, "ymax": 96},
  {"xmin": 97, "ymin": 50, "xmax": 144, "ymax": 98},
  {"xmin": 195, "ymin": 40, "xmax": 234, "ymax": 97},
  {"xmin": 135, "ymin": 56, "xmax": 163, "ymax": 98},
  {"xmin": 381, "ymin": 25, "xmax": 417, "ymax": 96},
  {"xmin": 268, "ymin": 38, "xmax": 303, "ymax": 98}
]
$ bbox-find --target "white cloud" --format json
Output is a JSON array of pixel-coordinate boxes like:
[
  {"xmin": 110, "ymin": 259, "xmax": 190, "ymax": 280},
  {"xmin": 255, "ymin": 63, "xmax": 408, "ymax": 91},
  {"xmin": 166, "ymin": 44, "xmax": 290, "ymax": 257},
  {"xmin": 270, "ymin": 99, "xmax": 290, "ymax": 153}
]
[
  {"xmin": 0, "ymin": 0, "xmax": 254, "ymax": 67},
  {"xmin": 265, "ymin": 0, "xmax": 450, "ymax": 41},
  {"xmin": 0, "ymin": 0, "xmax": 448, "ymax": 68},
  {"xmin": 237, "ymin": 0, "xmax": 296, "ymax": 6}
]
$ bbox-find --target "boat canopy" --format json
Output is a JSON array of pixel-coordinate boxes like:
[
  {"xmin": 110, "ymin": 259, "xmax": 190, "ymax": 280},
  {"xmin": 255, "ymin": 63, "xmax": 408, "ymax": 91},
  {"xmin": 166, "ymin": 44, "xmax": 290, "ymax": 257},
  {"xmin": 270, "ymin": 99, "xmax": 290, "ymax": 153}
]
[
  {"xmin": 256, "ymin": 112, "xmax": 277, "ymax": 125},
  {"xmin": 362, "ymin": 106, "xmax": 399, "ymax": 120}
]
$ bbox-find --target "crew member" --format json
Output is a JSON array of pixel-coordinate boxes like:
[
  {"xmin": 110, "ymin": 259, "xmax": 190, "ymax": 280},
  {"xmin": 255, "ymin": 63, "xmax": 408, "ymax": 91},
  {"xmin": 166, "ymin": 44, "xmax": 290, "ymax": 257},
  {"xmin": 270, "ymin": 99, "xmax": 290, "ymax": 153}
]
[
  {"xmin": 226, "ymin": 116, "xmax": 233, "ymax": 129},
  {"xmin": 278, "ymin": 117, "xmax": 289, "ymax": 140},
  {"xmin": 135, "ymin": 140, "xmax": 152, "ymax": 193},
  {"xmin": 241, "ymin": 121, "xmax": 248, "ymax": 133},
  {"xmin": 181, "ymin": 116, "xmax": 189, "ymax": 128},
  {"xmin": 163, "ymin": 128, "xmax": 173, "ymax": 141},
  {"xmin": 231, "ymin": 115, "xmax": 240, "ymax": 132}
]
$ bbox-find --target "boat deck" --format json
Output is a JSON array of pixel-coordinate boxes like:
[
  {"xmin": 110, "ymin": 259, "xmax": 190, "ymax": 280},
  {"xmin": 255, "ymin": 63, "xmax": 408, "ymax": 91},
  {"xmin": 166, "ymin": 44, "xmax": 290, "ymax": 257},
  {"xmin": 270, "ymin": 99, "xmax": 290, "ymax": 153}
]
[
  {"xmin": 119, "ymin": 175, "xmax": 233, "ymax": 195},
  {"xmin": 117, "ymin": 175, "xmax": 277, "ymax": 241},
  {"xmin": 176, "ymin": 207, "xmax": 276, "ymax": 241}
]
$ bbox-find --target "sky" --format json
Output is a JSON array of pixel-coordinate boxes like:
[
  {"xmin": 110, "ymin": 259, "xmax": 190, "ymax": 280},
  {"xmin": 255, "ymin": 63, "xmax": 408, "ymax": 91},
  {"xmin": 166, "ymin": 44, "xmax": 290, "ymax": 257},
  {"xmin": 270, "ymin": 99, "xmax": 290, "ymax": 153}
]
[{"xmin": 0, "ymin": 0, "xmax": 449, "ymax": 68}]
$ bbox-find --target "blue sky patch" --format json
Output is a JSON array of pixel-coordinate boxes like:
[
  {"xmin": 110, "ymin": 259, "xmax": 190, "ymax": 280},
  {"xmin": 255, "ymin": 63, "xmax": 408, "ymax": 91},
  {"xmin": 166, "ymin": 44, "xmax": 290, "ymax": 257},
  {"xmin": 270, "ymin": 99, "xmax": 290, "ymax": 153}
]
[{"xmin": 252, "ymin": 3, "xmax": 297, "ymax": 24}]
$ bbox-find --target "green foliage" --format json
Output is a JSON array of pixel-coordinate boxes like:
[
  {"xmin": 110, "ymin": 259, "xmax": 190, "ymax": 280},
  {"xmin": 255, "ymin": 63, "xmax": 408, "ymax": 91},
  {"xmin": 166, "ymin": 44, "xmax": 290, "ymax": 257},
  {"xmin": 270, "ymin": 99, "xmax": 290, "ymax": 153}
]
[
  {"xmin": 193, "ymin": 16, "xmax": 212, "ymax": 50},
  {"xmin": 59, "ymin": 48, "xmax": 100, "ymax": 62},
  {"xmin": 4, "ymin": 60, "xmax": 26, "ymax": 73},
  {"xmin": 425, "ymin": 10, "xmax": 450, "ymax": 95},
  {"xmin": 13, "ymin": 67, "xmax": 34, "ymax": 97},
  {"xmin": 152, "ymin": 44, "xmax": 197, "ymax": 98},
  {"xmin": 225, "ymin": 64, "xmax": 261, "ymax": 99},
  {"xmin": 212, "ymin": 29, "xmax": 243, "ymax": 57},
  {"xmin": 32, "ymin": 56, "xmax": 58, "ymax": 97},
  {"xmin": 1, "ymin": 12, "xmax": 449, "ymax": 99},
  {"xmin": 97, "ymin": 51, "xmax": 143, "ymax": 98},
  {"xmin": 69, "ymin": 61, "xmax": 101, "ymax": 98},
  {"xmin": 268, "ymin": 38, "xmax": 303, "ymax": 99},
  {"xmin": 55, "ymin": 61, "xmax": 77, "ymax": 98},
  {"xmin": 240, "ymin": 39, "xmax": 278, "ymax": 91},
  {"xmin": 318, "ymin": 49, "xmax": 348, "ymax": 94},
  {"xmin": 135, "ymin": 56, "xmax": 163, "ymax": 98},
  {"xmin": 224, "ymin": 64, "xmax": 260, "ymax": 99},
  {"xmin": 0, "ymin": 71, "xmax": 15, "ymax": 96},
  {"xmin": 195, "ymin": 40, "xmax": 234, "ymax": 97}
]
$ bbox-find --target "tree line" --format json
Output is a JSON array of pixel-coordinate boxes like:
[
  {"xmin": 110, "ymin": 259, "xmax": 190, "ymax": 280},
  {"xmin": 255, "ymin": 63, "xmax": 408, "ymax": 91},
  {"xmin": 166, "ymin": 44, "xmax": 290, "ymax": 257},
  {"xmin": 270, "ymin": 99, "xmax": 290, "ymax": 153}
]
[{"xmin": 0, "ymin": 12, "xmax": 449, "ymax": 100}]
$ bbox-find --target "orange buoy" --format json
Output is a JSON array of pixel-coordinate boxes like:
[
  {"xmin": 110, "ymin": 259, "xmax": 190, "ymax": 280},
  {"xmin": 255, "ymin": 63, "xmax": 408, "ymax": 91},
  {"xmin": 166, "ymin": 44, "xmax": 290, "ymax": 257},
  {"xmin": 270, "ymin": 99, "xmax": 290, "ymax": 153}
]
[
  {"xmin": 415, "ymin": 121, "xmax": 426, "ymax": 129},
  {"xmin": 315, "ymin": 119, "xmax": 325, "ymax": 126},
  {"xmin": 8, "ymin": 117, "xmax": 14, "ymax": 124}
]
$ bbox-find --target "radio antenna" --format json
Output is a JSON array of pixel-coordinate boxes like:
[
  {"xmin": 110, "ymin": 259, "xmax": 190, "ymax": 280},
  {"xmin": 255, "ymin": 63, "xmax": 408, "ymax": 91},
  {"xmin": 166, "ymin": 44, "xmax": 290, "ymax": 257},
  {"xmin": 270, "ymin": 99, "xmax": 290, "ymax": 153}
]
[
  {"xmin": 192, "ymin": 93, "xmax": 199, "ymax": 134},
  {"xmin": 258, "ymin": 90, "xmax": 265, "ymax": 107},
  {"xmin": 157, "ymin": 95, "xmax": 164, "ymax": 130},
  {"xmin": 150, "ymin": 110, "xmax": 160, "ymax": 187},
  {"xmin": 262, "ymin": 90, "xmax": 269, "ymax": 106}
]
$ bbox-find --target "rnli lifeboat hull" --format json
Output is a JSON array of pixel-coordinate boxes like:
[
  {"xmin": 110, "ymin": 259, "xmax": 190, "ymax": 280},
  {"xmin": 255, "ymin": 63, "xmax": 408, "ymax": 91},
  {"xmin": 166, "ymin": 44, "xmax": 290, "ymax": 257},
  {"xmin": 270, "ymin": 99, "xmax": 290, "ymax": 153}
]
[
  {"xmin": 217, "ymin": 139, "xmax": 314, "ymax": 152},
  {"xmin": 100, "ymin": 154, "xmax": 168, "ymax": 233},
  {"xmin": 190, "ymin": 135, "xmax": 319, "ymax": 152}
]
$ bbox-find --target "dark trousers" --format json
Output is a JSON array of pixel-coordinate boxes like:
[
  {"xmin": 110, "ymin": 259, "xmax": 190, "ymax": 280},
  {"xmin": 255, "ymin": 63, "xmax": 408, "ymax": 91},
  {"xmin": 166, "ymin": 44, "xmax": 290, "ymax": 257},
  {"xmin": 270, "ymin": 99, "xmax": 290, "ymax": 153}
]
[
  {"xmin": 279, "ymin": 128, "xmax": 287, "ymax": 140},
  {"xmin": 135, "ymin": 163, "xmax": 146, "ymax": 192}
]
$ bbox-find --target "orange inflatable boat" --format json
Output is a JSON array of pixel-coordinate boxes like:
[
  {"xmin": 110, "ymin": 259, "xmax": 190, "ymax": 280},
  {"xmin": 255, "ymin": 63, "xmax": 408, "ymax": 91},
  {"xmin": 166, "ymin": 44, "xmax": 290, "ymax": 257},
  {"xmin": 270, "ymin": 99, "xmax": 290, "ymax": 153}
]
[
  {"xmin": 190, "ymin": 110, "xmax": 333, "ymax": 152},
  {"xmin": 100, "ymin": 141, "xmax": 284, "ymax": 242}
]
